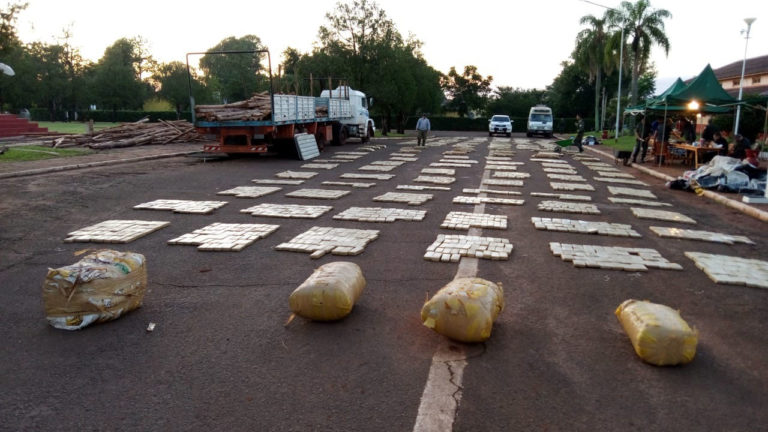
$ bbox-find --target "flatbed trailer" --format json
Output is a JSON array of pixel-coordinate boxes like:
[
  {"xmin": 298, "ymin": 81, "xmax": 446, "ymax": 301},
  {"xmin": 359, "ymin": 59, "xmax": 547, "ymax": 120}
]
[
  {"xmin": 195, "ymin": 96, "xmax": 350, "ymax": 153},
  {"xmin": 195, "ymin": 118, "xmax": 335, "ymax": 154},
  {"xmin": 187, "ymin": 49, "xmax": 368, "ymax": 155}
]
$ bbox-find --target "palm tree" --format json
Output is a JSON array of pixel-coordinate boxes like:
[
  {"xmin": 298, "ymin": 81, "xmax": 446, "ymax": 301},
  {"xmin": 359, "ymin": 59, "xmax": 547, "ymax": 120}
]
[
  {"xmin": 574, "ymin": 13, "xmax": 609, "ymax": 132},
  {"xmin": 607, "ymin": 0, "xmax": 671, "ymax": 108}
]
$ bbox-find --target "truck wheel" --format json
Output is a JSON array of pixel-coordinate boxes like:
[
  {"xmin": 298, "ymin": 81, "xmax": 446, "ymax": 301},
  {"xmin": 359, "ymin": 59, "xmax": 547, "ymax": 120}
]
[
  {"xmin": 316, "ymin": 133, "xmax": 327, "ymax": 151},
  {"xmin": 361, "ymin": 124, "xmax": 374, "ymax": 143},
  {"xmin": 332, "ymin": 126, "xmax": 348, "ymax": 146},
  {"xmin": 506, "ymin": 132, "xmax": 511, "ymax": 137},
  {"xmin": 526, "ymin": 132, "xmax": 532, "ymax": 137},
  {"xmin": 331, "ymin": 124, "xmax": 342, "ymax": 146}
]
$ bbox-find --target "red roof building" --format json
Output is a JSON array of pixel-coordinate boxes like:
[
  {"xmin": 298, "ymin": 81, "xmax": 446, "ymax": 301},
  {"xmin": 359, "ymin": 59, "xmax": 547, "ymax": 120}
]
[{"xmin": 711, "ymin": 54, "xmax": 768, "ymax": 98}]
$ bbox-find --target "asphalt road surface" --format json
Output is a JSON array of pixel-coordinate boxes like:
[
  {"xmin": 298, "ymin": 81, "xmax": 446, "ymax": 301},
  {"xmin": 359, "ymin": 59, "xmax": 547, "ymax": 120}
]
[{"xmin": 1, "ymin": 134, "xmax": 766, "ymax": 431}]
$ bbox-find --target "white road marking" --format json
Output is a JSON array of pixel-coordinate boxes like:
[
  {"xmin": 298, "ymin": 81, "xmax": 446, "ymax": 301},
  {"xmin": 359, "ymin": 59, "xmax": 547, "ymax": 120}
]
[
  {"xmin": 412, "ymin": 343, "xmax": 469, "ymax": 431},
  {"xmin": 413, "ymin": 146, "xmax": 495, "ymax": 432}
]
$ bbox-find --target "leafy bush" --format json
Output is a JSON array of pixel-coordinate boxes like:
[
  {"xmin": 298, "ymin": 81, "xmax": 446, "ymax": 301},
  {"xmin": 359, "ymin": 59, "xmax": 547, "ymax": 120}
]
[
  {"xmin": 143, "ymin": 98, "xmax": 174, "ymax": 112},
  {"xmin": 711, "ymin": 110, "xmax": 763, "ymax": 142}
]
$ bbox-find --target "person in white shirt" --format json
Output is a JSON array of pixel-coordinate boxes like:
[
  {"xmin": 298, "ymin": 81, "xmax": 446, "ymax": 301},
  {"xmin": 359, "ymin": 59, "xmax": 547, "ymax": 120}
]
[{"xmin": 415, "ymin": 113, "xmax": 431, "ymax": 146}]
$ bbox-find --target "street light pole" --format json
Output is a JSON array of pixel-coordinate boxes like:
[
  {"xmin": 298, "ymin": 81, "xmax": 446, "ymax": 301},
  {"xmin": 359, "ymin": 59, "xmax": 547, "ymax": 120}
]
[
  {"xmin": 737, "ymin": 18, "xmax": 768, "ymax": 204},
  {"xmin": 615, "ymin": 25, "xmax": 624, "ymax": 144},
  {"xmin": 734, "ymin": 17, "xmax": 756, "ymax": 136}
]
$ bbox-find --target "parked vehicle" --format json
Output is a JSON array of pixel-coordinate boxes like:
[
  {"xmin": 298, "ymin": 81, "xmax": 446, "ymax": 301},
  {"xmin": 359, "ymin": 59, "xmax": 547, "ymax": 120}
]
[
  {"xmin": 527, "ymin": 105, "xmax": 553, "ymax": 137},
  {"xmin": 320, "ymin": 87, "xmax": 375, "ymax": 146},
  {"xmin": 488, "ymin": 115, "xmax": 513, "ymax": 137},
  {"xmin": 189, "ymin": 49, "xmax": 374, "ymax": 156}
]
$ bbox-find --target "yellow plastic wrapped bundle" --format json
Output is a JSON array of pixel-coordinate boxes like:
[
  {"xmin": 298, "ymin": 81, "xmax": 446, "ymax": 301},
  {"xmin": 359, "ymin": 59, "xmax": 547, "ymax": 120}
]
[
  {"xmin": 615, "ymin": 299, "xmax": 698, "ymax": 366},
  {"xmin": 421, "ymin": 277, "xmax": 504, "ymax": 343},
  {"xmin": 42, "ymin": 250, "xmax": 147, "ymax": 330},
  {"xmin": 289, "ymin": 262, "xmax": 365, "ymax": 321}
]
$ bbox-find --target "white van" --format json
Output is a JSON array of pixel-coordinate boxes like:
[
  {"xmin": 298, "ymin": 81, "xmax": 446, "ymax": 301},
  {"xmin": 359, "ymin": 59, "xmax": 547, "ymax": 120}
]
[{"xmin": 527, "ymin": 105, "xmax": 553, "ymax": 137}]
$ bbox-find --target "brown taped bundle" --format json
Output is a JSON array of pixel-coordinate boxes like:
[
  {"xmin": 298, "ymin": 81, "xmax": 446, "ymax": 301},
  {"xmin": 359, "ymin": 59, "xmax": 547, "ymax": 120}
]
[
  {"xmin": 421, "ymin": 277, "xmax": 504, "ymax": 342},
  {"xmin": 42, "ymin": 250, "xmax": 147, "ymax": 330},
  {"xmin": 289, "ymin": 262, "xmax": 365, "ymax": 321},
  {"xmin": 615, "ymin": 299, "xmax": 698, "ymax": 366}
]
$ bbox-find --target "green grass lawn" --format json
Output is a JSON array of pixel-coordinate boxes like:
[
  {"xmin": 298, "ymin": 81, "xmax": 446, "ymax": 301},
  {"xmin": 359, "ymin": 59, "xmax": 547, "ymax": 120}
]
[
  {"xmin": 559, "ymin": 131, "xmax": 636, "ymax": 152},
  {"xmin": 36, "ymin": 121, "xmax": 120, "ymax": 134},
  {"xmin": 0, "ymin": 145, "xmax": 92, "ymax": 162},
  {"xmin": 597, "ymin": 134, "xmax": 636, "ymax": 151}
]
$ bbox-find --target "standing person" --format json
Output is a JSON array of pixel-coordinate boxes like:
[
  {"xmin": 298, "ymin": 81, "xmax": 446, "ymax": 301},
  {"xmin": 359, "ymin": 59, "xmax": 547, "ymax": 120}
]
[
  {"xmin": 650, "ymin": 117, "xmax": 660, "ymax": 141},
  {"xmin": 415, "ymin": 113, "xmax": 431, "ymax": 146},
  {"xmin": 573, "ymin": 114, "xmax": 584, "ymax": 152},
  {"xmin": 661, "ymin": 117, "xmax": 674, "ymax": 144},
  {"xmin": 655, "ymin": 117, "xmax": 675, "ymax": 164},
  {"xmin": 701, "ymin": 118, "xmax": 717, "ymax": 145},
  {"xmin": 681, "ymin": 117, "xmax": 695, "ymax": 143},
  {"xmin": 631, "ymin": 115, "xmax": 650, "ymax": 163}
]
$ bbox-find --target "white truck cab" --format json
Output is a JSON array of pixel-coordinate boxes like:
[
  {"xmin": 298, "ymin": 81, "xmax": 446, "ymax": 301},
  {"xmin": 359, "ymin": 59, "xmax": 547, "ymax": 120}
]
[
  {"xmin": 320, "ymin": 86, "xmax": 376, "ymax": 143},
  {"xmin": 527, "ymin": 105, "xmax": 553, "ymax": 137}
]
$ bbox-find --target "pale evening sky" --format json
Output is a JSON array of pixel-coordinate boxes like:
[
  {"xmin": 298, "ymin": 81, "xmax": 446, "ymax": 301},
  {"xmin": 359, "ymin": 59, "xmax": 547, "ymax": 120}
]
[{"xmin": 13, "ymin": 0, "xmax": 768, "ymax": 94}]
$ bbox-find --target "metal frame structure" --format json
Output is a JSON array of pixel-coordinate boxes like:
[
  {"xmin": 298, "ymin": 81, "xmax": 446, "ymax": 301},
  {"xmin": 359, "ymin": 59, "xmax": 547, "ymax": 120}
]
[{"xmin": 185, "ymin": 50, "xmax": 350, "ymax": 153}]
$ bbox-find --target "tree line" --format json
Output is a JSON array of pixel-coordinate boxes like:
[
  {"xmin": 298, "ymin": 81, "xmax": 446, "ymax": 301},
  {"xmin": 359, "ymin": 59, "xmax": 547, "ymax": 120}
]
[{"xmin": 1, "ymin": 0, "xmax": 679, "ymax": 133}]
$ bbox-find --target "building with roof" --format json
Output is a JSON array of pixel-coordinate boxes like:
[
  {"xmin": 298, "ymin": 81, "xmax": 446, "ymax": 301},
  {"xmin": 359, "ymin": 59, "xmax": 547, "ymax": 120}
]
[{"xmin": 711, "ymin": 54, "xmax": 768, "ymax": 98}]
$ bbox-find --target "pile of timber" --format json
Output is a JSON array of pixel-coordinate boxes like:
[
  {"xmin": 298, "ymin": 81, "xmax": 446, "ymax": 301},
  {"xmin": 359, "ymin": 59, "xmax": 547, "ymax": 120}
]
[
  {"xmin": 51, "ymin": 118, "xmax": 204, "ymax": 149},
  {"xmin": 315, "ymin": 105, "xmax": 328, "ymax": 117},
  {"xmin": 195, "ymin": 92, "xmax": 272, "ymax": 122}
]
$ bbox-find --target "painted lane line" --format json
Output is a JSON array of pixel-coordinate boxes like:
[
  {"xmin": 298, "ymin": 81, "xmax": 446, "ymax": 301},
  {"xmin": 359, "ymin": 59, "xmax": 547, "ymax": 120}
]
[
  {"xmin": 412, "ymin": 344, "xmax": 469, "ymax": 431},
  {"xmin": 413, "ymin": 143, "xmax": 494, "ymax": 432}
]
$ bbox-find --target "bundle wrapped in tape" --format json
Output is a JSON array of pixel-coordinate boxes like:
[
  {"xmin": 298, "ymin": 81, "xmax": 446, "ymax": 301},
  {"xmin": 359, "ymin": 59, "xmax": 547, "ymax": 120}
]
[
  {"xmin": 421, "ymin": 277, "xmax": 504, "ymax": 343},
  {"xmin": 615, "ymin": 299, "xmax": 698, "ymax": 366},
  {"xmin": 289, "ymin": 262, "xmax": 365, "ymax": 321},
  {"xmin": 42, "ymin": 250, "xmax": 147, "ymax": 330}
]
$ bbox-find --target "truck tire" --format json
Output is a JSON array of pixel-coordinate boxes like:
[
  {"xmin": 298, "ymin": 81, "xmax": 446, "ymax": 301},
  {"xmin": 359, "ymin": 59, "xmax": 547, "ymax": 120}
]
[
  {"xmin": 332, "ymin": 124, "xmax": 348, "ymax": 146},
  {"xmin": 316, "ymin": 133, "xmax": 328, "ymax": 151},
  {"xmin": 361, "ymin": 124, "xmax": 374, "ymax": 143},
  {"xmin": 331, "ymin": 124, "xmax": 342, "ymax": 146}
]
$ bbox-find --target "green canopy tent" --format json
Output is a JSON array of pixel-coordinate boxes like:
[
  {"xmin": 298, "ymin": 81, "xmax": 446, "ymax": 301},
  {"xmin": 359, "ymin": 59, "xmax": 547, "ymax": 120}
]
[
  {"xmin": 626, "ymin": 75, "xmax": 732, "ymax": 114},
  {"xmin": 650, "ymin": 78, "xmax": 687, "ymax": 105},
  {"xmin": 625, "ymin": 66, "xmax": 739, "ymax": 166},
  {"xmin": 657, "ymin": 65, "xmax": 739, "ymax": 165},
  {"xmin": 664, "ymin": 64, "xmax": 738, "ymax": 107},
  {"xmin": 624, "ymin": 78, "xmax": 708, "ymax": 164},
  {"xmin": 624, "ymin": 78, "xmax": 689, "ymax": 115}
]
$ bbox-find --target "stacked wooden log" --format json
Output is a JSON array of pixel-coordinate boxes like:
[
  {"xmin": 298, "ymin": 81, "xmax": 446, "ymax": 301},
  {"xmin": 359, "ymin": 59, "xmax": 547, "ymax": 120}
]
[
  {"xmin": 315, "ymin": 105, "xmax": 328, "ymax": 117},
  {"xmin": 194, "ymin": 92, "xmax": 272, "ymax": 122},
  {"xmin": 51, "ymin": 119, "xmax": 204, "ymax": 149}
]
